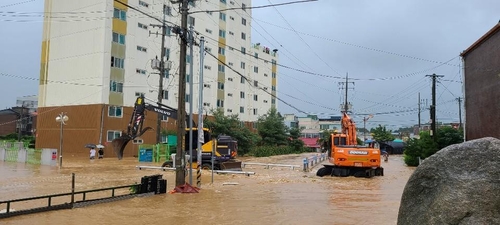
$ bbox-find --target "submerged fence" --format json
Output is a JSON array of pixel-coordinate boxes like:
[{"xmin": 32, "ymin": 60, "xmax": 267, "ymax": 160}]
[{"xmin": 0, "ymin": 141, "xmax": 57, "ymax": 166}]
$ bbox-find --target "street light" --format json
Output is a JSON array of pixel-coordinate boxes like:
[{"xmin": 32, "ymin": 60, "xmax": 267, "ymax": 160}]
[{"xmin": 56, "ymin": 112, "xmax": 68, "ymax": 169}]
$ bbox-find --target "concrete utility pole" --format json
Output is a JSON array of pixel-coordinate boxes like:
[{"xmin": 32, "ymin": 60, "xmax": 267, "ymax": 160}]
[
  {"xmin": 150, "ymin": 4, "xmax": 168, "ymax": 145},
  {"xmin": 426, "ymin": 73, "xmax": 444, "ymax": 143},
  {"xmin": 197, "ymin": 36, "xmax": 205, "ymax": 188},
  {"xmin": 457, "ymin": 97, "xmax": 462, "ymax": 129},
  {"xmin": 363, "ymin": 115, "xmax": 373, "ymax": 142},
  {"xmin": 174, "ymin": 0, "xmax": 189, "ymax": 186},
  {"xmin": 17, "ymin": 105, "xmax": 24, "ymax": 142},
  {"xmin": 418, "ymin": 92, "xmax": 421, "ymax": 131},
  {"xmin": 338, "ymin": 73, "xmax": 354, "ymax": 114},
  {"xmin": 188, "ymin": 25, "xmax": 194, "ymax": 186}
]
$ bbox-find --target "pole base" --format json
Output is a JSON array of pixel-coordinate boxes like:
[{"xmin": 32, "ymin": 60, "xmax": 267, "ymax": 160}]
[{"xmin": 169, "ymin": 182, "xmax": 200, "ymax": 194}]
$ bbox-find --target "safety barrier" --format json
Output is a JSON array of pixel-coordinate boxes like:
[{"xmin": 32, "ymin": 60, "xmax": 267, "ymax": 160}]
[
  {"xmin": 0, "ymin": 144, "xmax": 57, "ymax": 166},
  {"xmin": 302, "ymin": 153, "xmax": 328, "ymax": 172},
  {"xmin": 0, "ymin": 173, "xmax": 166, "ymax": 219},
  {"xmin": 135, "ymin": 165, "xmax": 256, "ymax": 176},
  {"xmin": 241, "ymin": 162, "xmax": 300, "ymax": 170}
]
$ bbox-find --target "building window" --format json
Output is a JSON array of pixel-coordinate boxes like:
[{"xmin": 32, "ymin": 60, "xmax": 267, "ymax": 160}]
[
  {"xmin": 218, "ymin": 64, "xmax": 225, "ymax": 73},
  {"xmin": 217, "ymin": 99, "xmax": 224, "ymax": 107},
  {"xmin": 136, "ymin": 68, "xmax": 146, "ymax": 74},
  {"xmin": 133, "ymin": 139, "xmax": 144, "ymax": 144},
  {"xmin": 254, "ymin": 80, "xmax": 258, "ymax": 87},
  {"xmin": 137, "ymin": 46, "xmax": 147, "ymax": 52},
  {"xmin": 107, "ymin": 130, "xmax": 122, "ymax": 142},
  {"xmin": 108, "ymin": 106, "xmax": 123, "ymax": 117},
  {"xmin": 139, "ymin": 0, "xmax": 149, "ymax": 7},
  {"xmin": 111, "ymin": 56, "xmax": 124, "ymax": 69},
  {"xmin": 218, "ymin": 47, "xmax": 225, "ymax": 55},
  {"xmin": 186, "ymin": 55, "xmax": 192, "ymax": 63},
  {"xmin": 242, "ymin": 18, "xmax": 246, "ymax": 26},
  {"xmin": 241, "ymin": 32, "xmax": 246, "ymax": 40},
  {"xmin": 253, "ymin": 108, "xmax": 257, "ymax": 115},
  {"xmin": 240, "ymin": 62, "xmax": 245, "ymax": 69},
  {"xmin": 240, "ymin": 91, "xmax": 245, "ymax": 98},
  {"xmin": 240, "ymin": 106, "xmax": 244, "ymax": 113},
  {"xmin": 271, "ymin": 59, "xmax": 277, "ymax": 65},
  {"xmin": 109, "ymin": 80, "xmax": 123, "ymax": 93},
  {"xmin": 218, "ymin": 82, "xmax": 224, "ymax": 90},
  {"xmin": 254, "ymin": 67, "xmax": 258, "ymax": 73},
  {"xmin": 186, "ymin": 74, "xmax": 190, "ymax": 82},
  {"xmin": 241, "ymin": 47, "xmax": 246, "ymax": 55},
  {"xmin": 254, "ymin": 53, "xmax": 258, "ymax": 59},
  {"xmin": 242, "ymin": 3, "xmax": 246, "ymax": 11},
  {"xmin": 253, "ymin": 95, "xmax": 258, "ymax": 101},
  {"xmin": 219, "ymin": 13, "xmax": 226, "ymax": 21},
  {"xmin": 188, "ymin": 16, "xmax": 195, "ymax": 27},
  {"xmin": 272, "ymin": 85, "xmax": 276, "ymax": 91},
  {"xmin": 165, "ymin": 6, "xmax": 172, "ymax": 16},
  {"xmin": 138, "ymin": 23, "xmax": 148, "ymax": 29},
  {"xmin": 135, "ymin": 92, "xmax": 145, "ymax": 97},
  {"xmin": 112, "ymin": 32, "xmax": 125, "ymax": 44},
  {"xmin": 271, "ymin": 98, "xmax": 276, "ymax": 104},
  {"xmin": 113, "ymin": 8, "xmax": 126, "ymax": 21},
  {"xmin": 186, "ymin": 94, "xmax": 190, "ymax": 103},
  {"xmin": 240, "ymin": 76, "xmax": 245, "ymax": 84},
  {"xmin": 219, "ymin": 29, "xmax": 226, "ymax": 38},
  {"xmin": 220, "ymin": 0, "xmax": 226, "ymax": 4},
  {"xmin": 162, "ymin": 90, "xmax": 168, "ymax": 99},
  {"xmin": 272, "ymin": 72, "xmax": 276, "ymax": 78},
  {"xmin": 163, "ymin": 69, "xmax": 169, "ymax": 78}
]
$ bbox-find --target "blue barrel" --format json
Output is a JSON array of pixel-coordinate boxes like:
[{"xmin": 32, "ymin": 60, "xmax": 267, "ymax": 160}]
[{"xmin": 139, "ymin": 148, "xmax": 154, "ymax": 162}]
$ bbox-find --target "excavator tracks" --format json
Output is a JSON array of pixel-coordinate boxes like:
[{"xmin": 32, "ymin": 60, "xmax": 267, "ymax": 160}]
[{"xmin": 316, "ymin": 165, "xmax": 384, "ymax": 178}]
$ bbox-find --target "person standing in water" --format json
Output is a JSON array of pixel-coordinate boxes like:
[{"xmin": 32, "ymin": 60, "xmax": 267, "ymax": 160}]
[{"xmin": 90, "ymin": 147, "xmax": 96, "ymax": 160}]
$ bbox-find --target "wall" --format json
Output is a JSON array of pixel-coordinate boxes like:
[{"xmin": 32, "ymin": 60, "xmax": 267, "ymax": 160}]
[{"xmin": 463, "ymin": 29, "xmax": 500, "ymax": 140}]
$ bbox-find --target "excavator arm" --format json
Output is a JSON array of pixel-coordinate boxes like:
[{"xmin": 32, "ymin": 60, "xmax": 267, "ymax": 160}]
[
  {"xmin": 341, "ymin": 112, "xmax": 358, "ymax": 145},
  {"xmin": 111, "ymin": 96, "xmax": 193, "ymax": 159}
]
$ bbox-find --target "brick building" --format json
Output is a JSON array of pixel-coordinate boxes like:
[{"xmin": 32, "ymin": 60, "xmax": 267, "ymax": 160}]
[
  {"xmin": 0, "ymin": 107, "xmax": 36, "ymax": 137},
  {"xmin": 460, "ymin": 21, "xmax": 500, "ymax": 140}
]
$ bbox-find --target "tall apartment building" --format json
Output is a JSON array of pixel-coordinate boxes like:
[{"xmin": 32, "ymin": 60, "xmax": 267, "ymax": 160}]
[{"xmin": 36, "ymin": 0, "xmax": 278, "ymax": 157}]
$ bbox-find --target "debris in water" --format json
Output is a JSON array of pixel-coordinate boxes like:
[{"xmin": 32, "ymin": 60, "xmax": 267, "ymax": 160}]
[{"xmin": 223, "ymin": 182, "xmax": 239, "ymax": 186}]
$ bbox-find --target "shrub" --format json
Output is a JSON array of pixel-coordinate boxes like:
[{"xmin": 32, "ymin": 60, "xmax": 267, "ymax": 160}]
[{"xmin": 248, "ymin": 145, "xmax": 310, "ymax": 157}]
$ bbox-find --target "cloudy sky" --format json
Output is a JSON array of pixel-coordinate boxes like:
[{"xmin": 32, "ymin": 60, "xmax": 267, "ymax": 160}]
[{"xmin": 0, "ymin": 0, "xmax": 499, "ymax": 130}]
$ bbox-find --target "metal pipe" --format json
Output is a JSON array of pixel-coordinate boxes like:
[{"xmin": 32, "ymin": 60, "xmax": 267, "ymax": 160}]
[{"xmin": 197, "ymin": 36, "xmax": 205, "ymax": 188}]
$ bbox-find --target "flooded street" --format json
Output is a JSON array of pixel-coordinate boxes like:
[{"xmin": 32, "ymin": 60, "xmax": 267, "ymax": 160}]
[{"xmin": 1, "ymin": 154, "xmax": 415, "ymax": 225}]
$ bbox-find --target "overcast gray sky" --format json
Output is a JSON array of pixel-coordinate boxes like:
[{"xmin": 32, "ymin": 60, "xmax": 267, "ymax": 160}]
[{"xmin": 0, "ymin": 0, "xmax": 499, "ymax": 130}]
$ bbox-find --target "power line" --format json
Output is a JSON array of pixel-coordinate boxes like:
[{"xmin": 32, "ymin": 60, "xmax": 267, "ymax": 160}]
[
  {"xmin": 0, "ymin": 0, "xmax": 36, "ymax": 9},
  {"xmin": 189, "ymin": 0, "xmax": 317, "ymax": 14}
]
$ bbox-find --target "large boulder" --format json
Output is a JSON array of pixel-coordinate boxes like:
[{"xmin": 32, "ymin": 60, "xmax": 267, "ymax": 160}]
[{"xmin": 398, "ymin": 137, "xmax": 500, "ymax": 225}]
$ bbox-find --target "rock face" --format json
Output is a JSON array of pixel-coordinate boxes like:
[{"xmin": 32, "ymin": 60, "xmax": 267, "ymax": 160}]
[{"xmin": 398, "ymin": 137, "xmax": 500, "ymax": 225}]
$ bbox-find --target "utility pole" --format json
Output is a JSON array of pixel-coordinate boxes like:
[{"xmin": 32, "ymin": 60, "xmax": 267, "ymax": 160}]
[
  {"xmin": 17, "ymin": 105, "xmax": 24, "ymax": 142},
  {"xmin": 363, "ymin": 115, "xmax": 373, "ymax": 142},
  {"xmin": 426, "ymin": 73, "xmax": 444, "ymax": 143},
  {"xmin": 418, "ymin": 92, "xmax": 421, "ymax": 130},
  {"xmin": 457, "ymin": 97, "xmax": 462, "ymax": 129},
  {"xmin": 175, "ymin": 0, "xmax": 189, "ymax": 187},
  {"xmin": 150, "ymin": 4, "xmax": 168, "ymax": 145},
  {"xmin": 338, "ymin": 73, "xmax": 354, "ymax": 114},
  {"xmin": 188, "ymin": 25, "xmax": 194, "ymax": 186},
  {"xmin": 196, "ymin": 36, "xmax": 205, "ymax": 188}
]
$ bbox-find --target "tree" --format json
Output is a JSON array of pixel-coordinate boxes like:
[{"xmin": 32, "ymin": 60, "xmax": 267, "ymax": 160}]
[
  {"xmin": 256, "ymin": 107, "xmax": 288, "ymax": 146},
  {"xmin": 372, "ymin": 125, "xmax": 395, "ymax": 143},
  {"xmin": 288, "ymin": 127, "xmax": 304, "ymax": 151},
  {"xmin": 204, "ymin": 108, "xmax": 259, "ymax": 155},
  {"xmin": 403, "ymin": 127, "xmax": 464, "ymax": 166}
]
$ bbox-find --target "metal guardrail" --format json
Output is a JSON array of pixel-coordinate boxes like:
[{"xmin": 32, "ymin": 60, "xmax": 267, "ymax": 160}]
[
  {"xmin": 135, "ymin": 165, "xmax": 256, "ymax": 176},
  {"xmin": 0, "ymin": 174, "xmax": 166, "ymax": 219},
  {"xmin": 302, "ymin": 153, "xmax": 329, "ymax": 172},
  {"xmin": 241, "ymin": 162, "xmax": 300, "ymax": 170}
]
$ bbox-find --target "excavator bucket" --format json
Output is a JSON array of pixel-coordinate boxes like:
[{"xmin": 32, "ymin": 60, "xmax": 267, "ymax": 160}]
[
  {"xmin": 220, "ymin": 160, "xmax": 243, "ymax": 171},
  {"xmin": 111, "ymin": 136, "xmax": 132, "ymax": 160}
]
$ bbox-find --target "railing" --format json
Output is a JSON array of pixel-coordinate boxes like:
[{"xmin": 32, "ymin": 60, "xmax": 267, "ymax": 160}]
[
  {"xmin": 136, "ymin": 165, "xmax": 256, "ymax": 176},
  {"xmin": 241, "ymin": 162, "xmax": 300, "ymax": 170},
  {"xmin": 0, "ymin": 174, "xmax": 166, "ymax": 219},
  {"xmin": 302, "ymin": 153, "xmax": 328, "ymax": 172}
]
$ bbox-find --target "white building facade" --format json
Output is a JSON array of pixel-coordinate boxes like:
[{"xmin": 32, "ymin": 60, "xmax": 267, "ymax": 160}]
[{"xmin": 36, "ymin": 0, "xmax": 278, "ymax": 157}]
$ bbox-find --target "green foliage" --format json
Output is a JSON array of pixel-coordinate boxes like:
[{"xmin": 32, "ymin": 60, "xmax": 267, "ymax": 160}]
[
  {"xmin": 249, "ymin": 145, "xmax": 310, "ymax": 157},
  {"xmin": 256, "ymin": 107, "xmax": 288, "ymax": 146},
  {"xmin": 372, "ymin": 125, "xmax": 395, "ymax": 143},
  {"xmin": 129, "ymin": 182, "xmax": 139, "ymax": 194},
  {"xmin": 403, "ymin": 127, "xmax": 464, "ymax": 167},
  {"xmin": 288, "ymin": 127, "xmax": 304, "ymax": 151},
  {"xmin": 204, "ymin": 108, "xmax": 260, "ymax": 155}
]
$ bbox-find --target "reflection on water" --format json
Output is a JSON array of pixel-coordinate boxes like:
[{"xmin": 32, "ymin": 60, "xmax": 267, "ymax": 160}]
[{"xmin": 0, "ymin": 154, "xmax": 414, "ymax": 225}]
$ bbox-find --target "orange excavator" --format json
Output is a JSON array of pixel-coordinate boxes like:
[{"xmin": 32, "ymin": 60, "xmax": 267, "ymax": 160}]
[{"xmin": 316, "ymin": 112, "xmax": 384, "ymax": 178}]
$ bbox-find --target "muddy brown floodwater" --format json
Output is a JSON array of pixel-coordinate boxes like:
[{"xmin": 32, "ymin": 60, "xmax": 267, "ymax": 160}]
[{"xmin": 0, "ymin": 153, "xmax": 415, "ymax": 225}]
